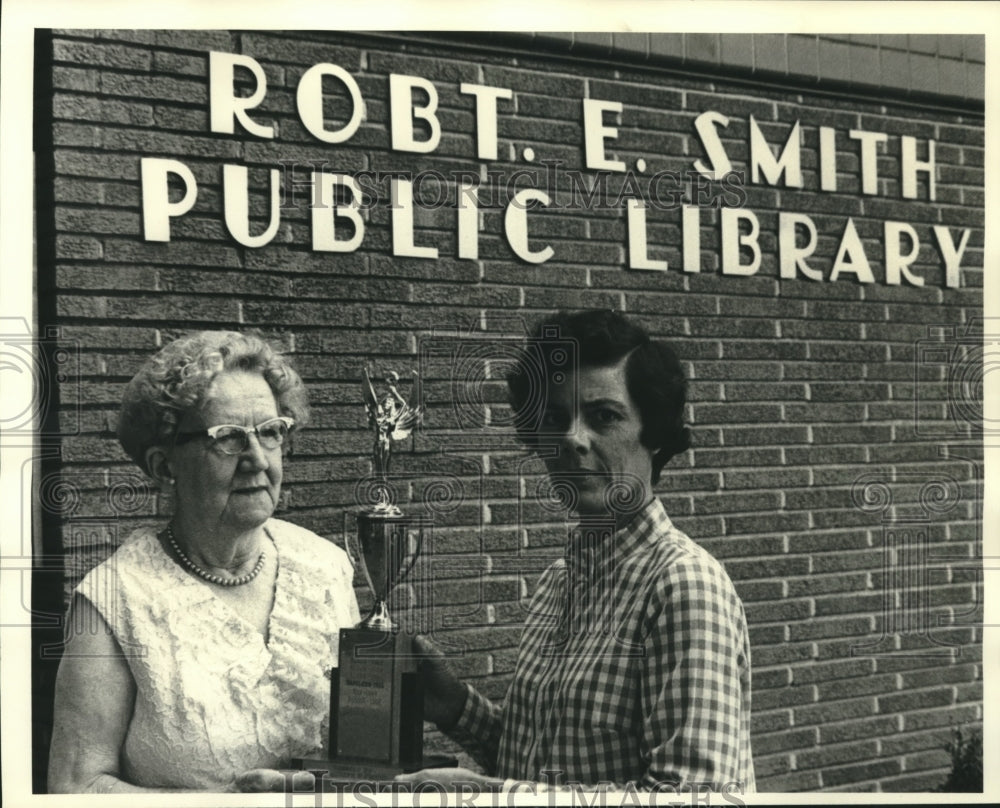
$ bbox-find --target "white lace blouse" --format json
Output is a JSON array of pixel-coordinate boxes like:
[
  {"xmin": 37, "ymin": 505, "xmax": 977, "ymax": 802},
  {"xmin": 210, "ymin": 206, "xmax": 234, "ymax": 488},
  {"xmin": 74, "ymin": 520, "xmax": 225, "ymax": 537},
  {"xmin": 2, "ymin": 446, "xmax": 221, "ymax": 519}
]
[{"xmin": 76, "ymin": 518, "xmax": 360, "ymax": 790}]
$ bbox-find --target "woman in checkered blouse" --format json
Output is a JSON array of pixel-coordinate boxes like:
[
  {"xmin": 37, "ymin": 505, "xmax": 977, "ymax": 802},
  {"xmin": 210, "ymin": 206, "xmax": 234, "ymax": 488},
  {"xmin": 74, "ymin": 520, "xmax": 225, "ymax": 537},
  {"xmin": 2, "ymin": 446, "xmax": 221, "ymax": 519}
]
[{"xmin": 401, "ymin": 310, "xmax": 755, "ymax": 796}]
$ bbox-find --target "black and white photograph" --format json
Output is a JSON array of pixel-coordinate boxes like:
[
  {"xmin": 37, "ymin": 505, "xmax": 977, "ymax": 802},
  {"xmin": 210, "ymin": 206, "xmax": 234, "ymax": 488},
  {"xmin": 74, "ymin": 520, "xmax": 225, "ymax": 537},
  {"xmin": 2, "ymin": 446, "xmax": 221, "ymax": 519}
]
[{"xmin": 1, "ymin": 1, "xmax": 994, "ymax": 804}]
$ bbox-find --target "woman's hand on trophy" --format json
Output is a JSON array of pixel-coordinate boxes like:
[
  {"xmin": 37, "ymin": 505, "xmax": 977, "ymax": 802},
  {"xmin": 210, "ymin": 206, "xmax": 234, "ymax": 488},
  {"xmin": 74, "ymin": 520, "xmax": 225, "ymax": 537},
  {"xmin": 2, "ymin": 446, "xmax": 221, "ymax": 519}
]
[
  {"xmin": 395, "ymin": 767, "xmax": 503, "ymax": 791},
  {"xmin": 413, "ymin": 634, "xmax": 468, "ymax": 729},
  {"xmin": 230, "ymin": 769, "xmax": 316, "ymax": 792}
]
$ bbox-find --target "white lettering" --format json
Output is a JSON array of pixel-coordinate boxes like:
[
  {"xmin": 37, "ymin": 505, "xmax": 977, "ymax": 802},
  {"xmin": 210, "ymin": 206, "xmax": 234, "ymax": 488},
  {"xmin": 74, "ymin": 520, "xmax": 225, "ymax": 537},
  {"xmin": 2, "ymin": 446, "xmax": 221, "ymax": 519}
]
[
  {"xmin": 884, "ymin": 221, "xmax": 924, "ymax": 286},
  {"xmin": 682, "ymin": 204, "xmax": 701, "ymax": 273},
  {"xmin": 391, "ymin": 179, "xmax": 438, "ymax": 259},
  {"xmin": 721, "ymin": 208, "xmax": 761, "ymax": 276},
  {"xmin": 901, "ymin": 136, "xmax": 937, "ymax": 201},
  {"xmin": 750, "ymin": 116, "xmax": 803, "ymax": 187},
  {"xmin": 459, "ymin": 83, "xmax": 513, "ymax": 161},
  {"xmin": 141, "ymin": 158, "xmax": 197, "ymax": 242},
  {"xmin": 848, "ymin": 129, "xmax": 889, "ymax": 195},
  {"xmin": 583, "ymin": 99, "xmax": 625, "ymax": 172},
  {"xmin": 692, "ymin": 111, "xmax": 733, "ymax": 180},
  {"xmin": 209, "ymin": 51, "xmax": 274, "ymax": 138},
  {"xmin": 311, "ymin": 173, "xmax": 364, "ymax": 252},
  {"xmin": 296, "ymin": 63, "xmax": 365, "ymax": 144},
  {"xmin": 390, "ymin": 74, "xmax": 441, "ymax": 154},
  {"xmin": 457, "ymin": 183, "xmax": 479, "ymax": 260},
  {"xmin": 505, "ymin": 189, "xmax": 553, "ymax": 264},
  {"xmin": 819, "ymin": 126, "xmax": 837, "ymax": 192},
  {"xmin": 932, "ymin": 225, "xmax": 972, "ymax": 289},
  {"xmin": 778, "ymin": 212, "xmax": 822, "ymax": 281},
  {"xmin": 830, "ymin": 217, "xmax": 875, "ymax": 283},
  {"xmin": 626, "ymin": 201, "xmax": 667, "ymax": 270},
  {"xmin": 223, "ymin": 165, "xmax": 281, "ymax": 248}
]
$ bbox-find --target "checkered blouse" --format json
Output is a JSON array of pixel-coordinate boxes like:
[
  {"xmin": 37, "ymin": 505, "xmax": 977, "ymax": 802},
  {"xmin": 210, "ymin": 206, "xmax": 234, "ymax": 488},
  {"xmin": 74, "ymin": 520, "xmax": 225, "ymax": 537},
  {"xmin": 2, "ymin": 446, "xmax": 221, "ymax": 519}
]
[{"xmin": 446, "ymin": 498, "xmax": 755, "ymax": 792}]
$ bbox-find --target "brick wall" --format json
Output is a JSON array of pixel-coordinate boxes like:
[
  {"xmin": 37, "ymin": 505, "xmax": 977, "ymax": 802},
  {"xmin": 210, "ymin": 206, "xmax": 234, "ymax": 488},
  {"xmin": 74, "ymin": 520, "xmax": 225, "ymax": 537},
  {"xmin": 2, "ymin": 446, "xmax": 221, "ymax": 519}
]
[
  {"xmin": 33, "ymin": 29, "xmax": 984, "ymax": 792},
  {"xmin": 528, "ymin": 33, "xmax": 985, "ymax": 103}
]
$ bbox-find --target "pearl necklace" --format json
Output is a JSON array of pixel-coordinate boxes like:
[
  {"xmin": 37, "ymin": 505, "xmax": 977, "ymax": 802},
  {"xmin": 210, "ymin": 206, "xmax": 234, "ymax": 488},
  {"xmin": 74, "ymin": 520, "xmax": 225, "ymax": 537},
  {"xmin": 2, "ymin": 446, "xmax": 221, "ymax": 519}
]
[{"xmin": 166, "ymin": 524, "xmax": 267, "ymax": 587}]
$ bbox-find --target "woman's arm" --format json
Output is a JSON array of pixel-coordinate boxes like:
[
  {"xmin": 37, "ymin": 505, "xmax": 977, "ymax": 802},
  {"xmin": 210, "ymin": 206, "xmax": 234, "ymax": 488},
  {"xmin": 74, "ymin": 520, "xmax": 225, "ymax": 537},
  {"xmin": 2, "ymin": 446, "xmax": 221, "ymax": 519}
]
[
  {"xmin": 411, "ymin": 634, "xmax": 505, "ymax": 775},
  {"xmin": 48, "ymin": 594, "xmax": 304, "ymax": 794},
  {"xmin": 401, "ymin": 560, "xmax": 753, "ymax": 797},
  {"xmin": 638, "ymin": 559, "xmax": 754, "ymax": 792},
  {"xmin": 47, "ymin": 593, "xmax": 147, "ymax": 793},
  {"xmin": 49, "ymin": 595, "xmax": 212, "ymax": 793}
]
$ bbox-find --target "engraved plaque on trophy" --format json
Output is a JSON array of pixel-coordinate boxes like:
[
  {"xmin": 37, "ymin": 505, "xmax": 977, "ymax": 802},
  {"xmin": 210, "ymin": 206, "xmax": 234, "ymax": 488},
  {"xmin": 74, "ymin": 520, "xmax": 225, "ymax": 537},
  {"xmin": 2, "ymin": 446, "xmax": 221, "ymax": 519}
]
[
  {"xmin": 332, "ymin": 507, "xmax": 425, "ymax": 774},
  {"xmin": 298, "ymin": 367, "xmax": 453, "ymax": 783}
]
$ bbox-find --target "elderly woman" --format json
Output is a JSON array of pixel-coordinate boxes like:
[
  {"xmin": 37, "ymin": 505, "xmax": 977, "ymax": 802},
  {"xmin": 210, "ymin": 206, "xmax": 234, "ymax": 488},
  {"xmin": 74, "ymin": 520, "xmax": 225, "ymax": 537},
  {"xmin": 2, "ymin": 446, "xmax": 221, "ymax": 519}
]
[{"xmin": 48, "ymin": 331, "xmax": 360, "ymax": 793}]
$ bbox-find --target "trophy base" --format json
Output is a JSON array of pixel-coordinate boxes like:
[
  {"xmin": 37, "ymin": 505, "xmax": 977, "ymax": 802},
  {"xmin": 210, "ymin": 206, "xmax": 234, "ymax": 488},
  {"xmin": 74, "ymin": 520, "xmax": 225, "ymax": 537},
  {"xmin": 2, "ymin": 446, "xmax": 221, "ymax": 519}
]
[{"xmin": 294, "ymin": 753, "xmax": 459, "ymax": 785}]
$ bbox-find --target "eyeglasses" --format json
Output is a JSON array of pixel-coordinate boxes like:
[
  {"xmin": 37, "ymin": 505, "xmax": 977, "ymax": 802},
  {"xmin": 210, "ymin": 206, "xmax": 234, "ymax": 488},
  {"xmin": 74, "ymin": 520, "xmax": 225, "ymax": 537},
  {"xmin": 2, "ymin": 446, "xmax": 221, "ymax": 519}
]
[{"xmin": 174, "ymin": 416, "xmax": 295, "ymax": 455}]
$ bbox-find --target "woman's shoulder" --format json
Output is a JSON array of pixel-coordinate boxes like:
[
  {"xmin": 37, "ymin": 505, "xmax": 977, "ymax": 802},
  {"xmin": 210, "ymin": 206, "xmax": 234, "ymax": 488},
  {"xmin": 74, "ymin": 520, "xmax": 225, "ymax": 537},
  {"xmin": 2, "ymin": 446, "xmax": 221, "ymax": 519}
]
[
  {"xmin": 79, "ymin": 525, "xmax": 164, "ymax": 582},
  {"xmin": 266, "ymin": 518, "xmax": 352, "ymax": 567},
  {"xmin": 267, "ymin": 519, "xmax": 358, "ymax": 616},
  {"xmin": 266, "ymin": 517, "xmax": 342, "ymax": 549},
  {"xmin": 656, "ymin": 536, "xmax": 738, "ymax": 596},
  {"xmin": 75, "ymin": 525, "xmax": 180, "ymax": 626},
  {"xmin": 631, "ymin": 516, "xmax": 743, "ymax": 607}
]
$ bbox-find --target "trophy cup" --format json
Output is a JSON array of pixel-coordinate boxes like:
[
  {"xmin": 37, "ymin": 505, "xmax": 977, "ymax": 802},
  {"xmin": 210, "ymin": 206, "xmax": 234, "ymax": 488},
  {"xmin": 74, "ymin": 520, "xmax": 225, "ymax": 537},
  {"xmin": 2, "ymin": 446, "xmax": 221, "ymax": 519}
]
[{"xmin": 300, "ymin": 367, "xmax": 452, "ymax": 783}]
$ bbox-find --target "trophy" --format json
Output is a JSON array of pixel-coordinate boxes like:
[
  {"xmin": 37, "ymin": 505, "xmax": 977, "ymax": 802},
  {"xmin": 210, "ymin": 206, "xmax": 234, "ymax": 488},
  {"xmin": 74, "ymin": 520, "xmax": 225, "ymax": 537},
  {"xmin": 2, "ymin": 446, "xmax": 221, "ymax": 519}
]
[
  {"xmin": 353, "ymin": 367, "xmax": 425, "ymax": 632},
  {"xmin": 300, "ymin": 367, "xmax": 452, "ymax": 782}
]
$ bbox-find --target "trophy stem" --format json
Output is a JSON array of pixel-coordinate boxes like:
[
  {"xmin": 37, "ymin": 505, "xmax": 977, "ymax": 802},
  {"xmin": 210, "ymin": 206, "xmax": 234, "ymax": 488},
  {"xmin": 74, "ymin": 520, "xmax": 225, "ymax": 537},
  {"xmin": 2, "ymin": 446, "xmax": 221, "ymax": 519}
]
[{"xmin": 359, "ymin": 598, "xmax": 396, "ymax": 632}]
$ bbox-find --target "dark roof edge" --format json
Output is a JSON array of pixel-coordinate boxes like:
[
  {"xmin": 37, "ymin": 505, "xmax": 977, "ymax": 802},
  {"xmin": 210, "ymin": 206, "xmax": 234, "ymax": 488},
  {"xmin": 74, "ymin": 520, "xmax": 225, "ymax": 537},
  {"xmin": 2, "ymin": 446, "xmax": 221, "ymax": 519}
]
[{"xmin": 418, "ymin": 31, "xmax": 984, "ymax": 116}]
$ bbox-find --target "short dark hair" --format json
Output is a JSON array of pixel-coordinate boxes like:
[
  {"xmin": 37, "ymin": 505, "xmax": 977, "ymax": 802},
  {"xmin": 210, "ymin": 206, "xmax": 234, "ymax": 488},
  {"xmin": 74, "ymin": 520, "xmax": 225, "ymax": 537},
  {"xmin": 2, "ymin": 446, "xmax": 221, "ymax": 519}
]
[{"xmin": 506, "ymin": 309, "xmax": 691, "ymax": 483}]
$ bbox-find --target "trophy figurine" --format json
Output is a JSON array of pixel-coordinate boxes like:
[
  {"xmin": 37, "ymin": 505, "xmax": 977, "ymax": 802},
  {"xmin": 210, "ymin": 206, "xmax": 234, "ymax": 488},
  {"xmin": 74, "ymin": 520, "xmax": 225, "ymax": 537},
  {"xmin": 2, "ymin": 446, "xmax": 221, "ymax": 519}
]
[
  {"xmin": 355, "ymin": 368, "xmax": 424, "ymax": 633},
  {"xmin": 299, "ymin": 366, "xmax": 453, "ymax": 783}
]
